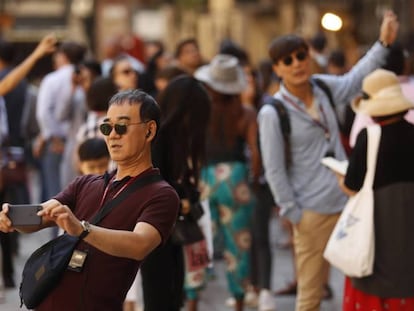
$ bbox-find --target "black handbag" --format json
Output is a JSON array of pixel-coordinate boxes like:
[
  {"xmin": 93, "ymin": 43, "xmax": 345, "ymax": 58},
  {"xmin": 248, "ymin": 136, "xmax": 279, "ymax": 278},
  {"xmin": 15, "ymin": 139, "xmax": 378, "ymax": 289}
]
[
  {"xmin": 19, "ymin": 173, "xmax": 162, "ymax": 309},
  {"xmin": 171, "ymin": 211, "xmax": 205, "ymax": 245},
  {"xmin": 171, "ymin": 184, "xmax": 205, "ymax": 245}
]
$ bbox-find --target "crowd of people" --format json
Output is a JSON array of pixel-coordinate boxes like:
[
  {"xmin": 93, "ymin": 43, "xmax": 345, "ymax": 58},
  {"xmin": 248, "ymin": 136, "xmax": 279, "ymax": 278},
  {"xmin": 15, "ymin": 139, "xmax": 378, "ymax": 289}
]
[{"xmin": 0, "ymin": 7, "xmax": 413, "ymax": 311}]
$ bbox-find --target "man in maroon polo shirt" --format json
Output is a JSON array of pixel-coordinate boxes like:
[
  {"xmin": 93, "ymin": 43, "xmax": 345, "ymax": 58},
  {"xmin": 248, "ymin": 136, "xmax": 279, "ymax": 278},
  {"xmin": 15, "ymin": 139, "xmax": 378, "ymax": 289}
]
[{"xmin": 0, "ymin": 89, "xmax": 180, "ymax": 310}]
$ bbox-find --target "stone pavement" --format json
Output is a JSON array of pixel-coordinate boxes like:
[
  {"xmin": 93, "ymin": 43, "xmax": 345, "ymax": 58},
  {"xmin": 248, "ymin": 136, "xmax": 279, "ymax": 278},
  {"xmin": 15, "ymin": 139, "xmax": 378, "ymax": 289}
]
[{"xmin": 1, "ymin": 215, "xmax": 344, "ymax": 311}]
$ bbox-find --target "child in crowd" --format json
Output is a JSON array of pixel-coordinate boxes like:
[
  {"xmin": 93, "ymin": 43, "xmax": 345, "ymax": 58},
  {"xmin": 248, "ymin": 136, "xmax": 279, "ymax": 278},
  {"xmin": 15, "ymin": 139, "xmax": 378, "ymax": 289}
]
[{"xmin": 77, "ymin": 137, "xmax": 110, "ymax": 176}]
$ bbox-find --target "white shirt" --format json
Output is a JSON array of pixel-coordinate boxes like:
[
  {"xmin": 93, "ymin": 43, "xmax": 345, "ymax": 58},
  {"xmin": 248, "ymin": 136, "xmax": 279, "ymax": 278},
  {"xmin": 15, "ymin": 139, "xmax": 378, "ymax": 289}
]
[{"xmin": 36, "ymin": 65, "xmax": 73, "ymax": 140}]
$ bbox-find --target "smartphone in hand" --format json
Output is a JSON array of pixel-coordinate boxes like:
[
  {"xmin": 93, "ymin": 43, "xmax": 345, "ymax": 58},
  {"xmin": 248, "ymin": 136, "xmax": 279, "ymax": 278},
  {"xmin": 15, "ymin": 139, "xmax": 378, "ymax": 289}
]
[{"xmin": 8, "ymin": 204, "xmax": 42, "ymax": 226}]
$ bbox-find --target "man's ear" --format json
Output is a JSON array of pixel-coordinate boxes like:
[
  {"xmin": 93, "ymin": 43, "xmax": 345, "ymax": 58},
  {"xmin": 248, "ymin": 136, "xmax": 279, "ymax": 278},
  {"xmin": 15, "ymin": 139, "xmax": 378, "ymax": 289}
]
[{"xmin": 146, "ymin": 121, "xmax": 157, "ymax": 140}]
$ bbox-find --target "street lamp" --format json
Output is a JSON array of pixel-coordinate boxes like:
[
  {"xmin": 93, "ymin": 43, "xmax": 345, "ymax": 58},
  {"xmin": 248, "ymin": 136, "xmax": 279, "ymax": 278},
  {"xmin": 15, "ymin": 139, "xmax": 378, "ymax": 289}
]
[{"xmin": 321, "ymin": 12, "xmax": 343, "ymax": 32}]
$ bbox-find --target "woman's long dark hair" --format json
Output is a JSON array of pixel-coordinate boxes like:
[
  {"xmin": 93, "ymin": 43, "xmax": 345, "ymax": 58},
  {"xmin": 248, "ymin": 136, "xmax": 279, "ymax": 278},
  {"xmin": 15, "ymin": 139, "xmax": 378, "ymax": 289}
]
[
  {"xmin": 206, "ymin": 86, "xmax": 243, "ymax": 148},
  {"xmin": 156, "ymin": 75, "xmax": 211, "ymax": 187}
]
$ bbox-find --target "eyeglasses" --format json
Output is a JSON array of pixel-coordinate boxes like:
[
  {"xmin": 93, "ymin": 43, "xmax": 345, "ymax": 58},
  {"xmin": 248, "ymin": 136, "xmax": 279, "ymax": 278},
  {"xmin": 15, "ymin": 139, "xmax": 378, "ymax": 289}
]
[
  {"xmin": 99, "ymin": 121, "xmax": 147, "ymax": 136},
  {"xmin": 281, "ymin": 51, "xmax": 308, "ymax": 66}
]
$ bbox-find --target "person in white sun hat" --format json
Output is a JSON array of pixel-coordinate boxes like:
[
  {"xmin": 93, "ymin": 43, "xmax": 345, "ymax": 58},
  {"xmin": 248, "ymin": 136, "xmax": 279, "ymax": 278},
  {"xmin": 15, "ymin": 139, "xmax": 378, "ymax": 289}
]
[{"xmin": 337, "ymin": 68, "xmax": 414, "ymax": 310}]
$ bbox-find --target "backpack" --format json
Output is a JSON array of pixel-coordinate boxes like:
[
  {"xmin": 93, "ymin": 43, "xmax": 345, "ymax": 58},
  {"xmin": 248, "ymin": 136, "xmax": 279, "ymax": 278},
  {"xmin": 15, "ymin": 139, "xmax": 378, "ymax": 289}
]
[{"xmin": 265, "ymin": 78, "xmax": 353, "ymax": 168}]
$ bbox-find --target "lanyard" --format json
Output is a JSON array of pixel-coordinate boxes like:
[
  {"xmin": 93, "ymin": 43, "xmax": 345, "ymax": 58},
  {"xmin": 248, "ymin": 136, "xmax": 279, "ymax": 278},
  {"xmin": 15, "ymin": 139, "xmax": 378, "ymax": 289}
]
[
  {"xmin": 282, "ymin": 94, "xmax": 331, "ymax": 141},
  {"xmin": 99, "ymin": 175, "xmax": 138, "ymax": 208}
]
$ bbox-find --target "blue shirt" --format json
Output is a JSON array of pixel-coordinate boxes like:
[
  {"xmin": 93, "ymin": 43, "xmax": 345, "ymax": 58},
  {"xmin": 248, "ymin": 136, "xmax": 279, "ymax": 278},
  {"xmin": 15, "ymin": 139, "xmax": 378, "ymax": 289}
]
[{"xmin": 258, "ymin": 42, "xmax": 389, "ymax": 224}]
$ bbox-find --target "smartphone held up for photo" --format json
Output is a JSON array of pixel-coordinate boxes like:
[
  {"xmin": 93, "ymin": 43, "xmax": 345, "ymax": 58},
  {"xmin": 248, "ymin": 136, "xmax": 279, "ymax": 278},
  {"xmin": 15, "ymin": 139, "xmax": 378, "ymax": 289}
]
[{"xmin": 7, "ymin": 204, "xmax": 42, "ymax": 226}]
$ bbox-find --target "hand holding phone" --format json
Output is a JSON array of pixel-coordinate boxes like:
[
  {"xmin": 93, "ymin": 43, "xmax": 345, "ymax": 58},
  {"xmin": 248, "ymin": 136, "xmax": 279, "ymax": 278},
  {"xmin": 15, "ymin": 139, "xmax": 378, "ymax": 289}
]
[{"xmin": 7, "ymin": 204, "xmax": 42, "ymax": 226}]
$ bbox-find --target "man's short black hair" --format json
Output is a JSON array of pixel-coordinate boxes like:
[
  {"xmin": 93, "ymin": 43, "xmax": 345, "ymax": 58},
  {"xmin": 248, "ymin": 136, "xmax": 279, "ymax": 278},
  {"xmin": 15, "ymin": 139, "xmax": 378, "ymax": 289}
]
[
  {"xmin": 109, "ymin": 89, "xmax": 161, "ymax": 137},
  {"xmin": 78, "ymin": 138, "xmax": 109, "ymax": 162},
  {"xmin": 268, "ymin": 34, "xmax": 309, "ymax": 64}
]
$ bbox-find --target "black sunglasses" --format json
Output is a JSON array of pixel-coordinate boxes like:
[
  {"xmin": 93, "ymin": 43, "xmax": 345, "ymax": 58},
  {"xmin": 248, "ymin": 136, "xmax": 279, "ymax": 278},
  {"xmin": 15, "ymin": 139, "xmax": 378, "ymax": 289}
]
[
  {"xmin": 99, "ymin": 122, "xmax": 146, "ymax": 136},
  {"xmin": 281, "ymin": 51, "xmax": 308, "ymax": 66}
]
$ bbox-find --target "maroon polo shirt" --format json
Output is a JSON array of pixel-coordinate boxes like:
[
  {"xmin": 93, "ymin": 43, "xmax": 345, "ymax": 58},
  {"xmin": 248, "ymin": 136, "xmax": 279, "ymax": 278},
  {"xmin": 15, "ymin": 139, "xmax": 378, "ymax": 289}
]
[{"xmin": 36, "ymin": 168, "xmax": 179, "ymax": 311}]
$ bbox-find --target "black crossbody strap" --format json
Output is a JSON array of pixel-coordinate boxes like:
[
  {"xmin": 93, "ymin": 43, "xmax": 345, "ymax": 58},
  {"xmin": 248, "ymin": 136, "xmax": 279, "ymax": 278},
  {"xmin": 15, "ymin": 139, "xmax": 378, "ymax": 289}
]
[
  {"xmin": 90, "ymin": 173, "xmax": 163, "ymax": 225},
  {"xmin": 313, "ymin": 78, "xmax": 342, "ymax": 129},
  {"xmin": 265, "ymin": 96, "xmax": 292, "ymax": 168}
]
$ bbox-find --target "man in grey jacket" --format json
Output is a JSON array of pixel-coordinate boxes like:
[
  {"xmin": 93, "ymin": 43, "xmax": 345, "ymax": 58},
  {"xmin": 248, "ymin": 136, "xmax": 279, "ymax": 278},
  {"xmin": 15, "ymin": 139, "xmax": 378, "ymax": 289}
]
[{"xmin": 258, "ymin": 10, "xmax": 399, "ymax": 311}]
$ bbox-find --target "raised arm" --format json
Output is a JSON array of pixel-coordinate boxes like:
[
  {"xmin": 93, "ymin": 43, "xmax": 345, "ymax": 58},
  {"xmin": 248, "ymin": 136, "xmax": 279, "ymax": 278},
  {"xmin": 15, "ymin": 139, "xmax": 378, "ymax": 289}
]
[
  {"xmin": 314, "ymin": 10, "xmax": 399, "ymax": 105},
  {"xmin": 0, "ymin": 33, "xmax": 57, "ymax": 96}
]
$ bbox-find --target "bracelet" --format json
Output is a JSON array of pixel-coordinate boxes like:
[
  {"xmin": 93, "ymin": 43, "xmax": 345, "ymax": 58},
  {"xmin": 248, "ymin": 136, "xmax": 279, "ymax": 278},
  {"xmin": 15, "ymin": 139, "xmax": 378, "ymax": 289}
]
[{"xmin": 379, "ymin": 39, "xmax": 391, "ymax": 48}]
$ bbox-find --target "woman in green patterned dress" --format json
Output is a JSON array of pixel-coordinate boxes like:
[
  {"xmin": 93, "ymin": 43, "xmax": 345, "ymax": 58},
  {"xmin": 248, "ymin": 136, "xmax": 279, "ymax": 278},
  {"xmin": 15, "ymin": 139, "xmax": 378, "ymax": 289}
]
[{"xmin": 195, "ymin": 54, "xmax": 261, "ymax": 311}]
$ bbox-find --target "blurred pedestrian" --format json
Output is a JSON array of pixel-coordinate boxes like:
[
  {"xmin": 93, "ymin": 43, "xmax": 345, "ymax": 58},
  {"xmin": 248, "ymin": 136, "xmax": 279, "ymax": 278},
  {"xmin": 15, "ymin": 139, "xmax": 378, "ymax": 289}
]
[
  {"xmin": 0, "ymin": 33, "xmax": 56, "ymax": 289},
  {"xmin": 195, "ymin": 54, "xmax": 260, "ymax": 311},
  {"xmin": 76, "ymin": 76, "xmax": 118, "ymax": 143},
  {"xmin": 35, "ymin": 40, "xmax": 87, "ymax": 218},
  {"xmin": 101, "ymin": 35, "xmax": 144, "ymax": 77},
  {"xmin": 141, "ymin": 75, "xmax": 211, "ymax": 311},
  {"xmin": 258, "ymin": 10, "xmax": 398, "ymax": 311},
  {"xmin": 220, "ymin": 40, "xmax": 277, "ymax": 310},
  {"xmin": 110, "ymin": 56, "xmax": 139, "ymax": 91},
  {"xmin": 174, "ymin": 38, "xmax": 204, "ymax": 75},
  {"xmin": 338, "ymin": 69, "xmax": 414, "ymax": 311},
  {"xmin": 55, "ymin": 59, "xmax": 101, "ymax": 188}
]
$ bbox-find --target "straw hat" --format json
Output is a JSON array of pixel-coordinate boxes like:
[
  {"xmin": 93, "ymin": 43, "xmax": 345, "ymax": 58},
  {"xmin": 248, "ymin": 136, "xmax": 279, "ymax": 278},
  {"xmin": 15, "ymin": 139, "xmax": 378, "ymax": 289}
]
[
  {"xmin": 352, "ymin": 69, "xmax": 414, "ymax": 117},
  {"xmin": 194, "ymin": 54, "xmax": 247, "ymax": 95}
]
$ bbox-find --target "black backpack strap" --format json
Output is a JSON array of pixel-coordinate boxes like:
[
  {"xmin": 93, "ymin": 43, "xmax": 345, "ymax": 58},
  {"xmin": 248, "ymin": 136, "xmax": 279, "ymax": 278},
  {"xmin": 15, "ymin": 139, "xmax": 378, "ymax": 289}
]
[
  {"xmin": 313, "ymin": 78, "xmax": 335, "ymax": 110},
  {"xmin": 265, "ymin": 97, "xmax": 292, "ymax": 168},
  {"xmin": 90, "ymin": 173, "xmax": 163, "ymax": 225},
  {"xmin": 313, "ymin": 77, "xmax": 345, "ymax": 130}
]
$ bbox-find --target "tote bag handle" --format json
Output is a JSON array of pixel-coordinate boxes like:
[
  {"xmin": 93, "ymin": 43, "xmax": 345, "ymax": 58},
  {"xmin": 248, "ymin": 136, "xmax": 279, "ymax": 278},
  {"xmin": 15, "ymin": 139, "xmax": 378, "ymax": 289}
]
[{"xmin": 362, "ymin": 124, "xmax": 381, "ymax": 190}]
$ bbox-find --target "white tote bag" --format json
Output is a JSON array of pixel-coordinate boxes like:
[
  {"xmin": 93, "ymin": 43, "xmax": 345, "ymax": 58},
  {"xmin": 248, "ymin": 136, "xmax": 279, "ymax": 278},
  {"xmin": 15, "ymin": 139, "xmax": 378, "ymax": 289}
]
[{"xmin": 323, "ymin": 125, "xmax": 381, "ymax": 277}]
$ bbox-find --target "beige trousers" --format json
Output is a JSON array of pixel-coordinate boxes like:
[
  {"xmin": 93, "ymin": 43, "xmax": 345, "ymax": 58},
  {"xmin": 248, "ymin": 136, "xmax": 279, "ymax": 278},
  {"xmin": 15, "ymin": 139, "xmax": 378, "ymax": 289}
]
[{"xmin": 293, "ymin": 210, "xmax": 340, "ymax": 311}]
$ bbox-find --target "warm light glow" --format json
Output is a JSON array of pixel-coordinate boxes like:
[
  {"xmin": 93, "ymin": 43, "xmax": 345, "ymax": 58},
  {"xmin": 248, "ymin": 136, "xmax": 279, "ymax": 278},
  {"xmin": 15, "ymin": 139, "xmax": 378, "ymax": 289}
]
[{"xmin": 321, "ymin": 13, "xmax": 343, "ymax": 31}]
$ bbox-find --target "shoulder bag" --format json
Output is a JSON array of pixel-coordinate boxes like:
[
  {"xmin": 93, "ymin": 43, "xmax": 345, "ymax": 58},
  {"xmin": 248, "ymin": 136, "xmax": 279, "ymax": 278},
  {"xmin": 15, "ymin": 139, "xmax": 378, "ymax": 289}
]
[{"xmin": 323, "ymin": 125, "xmax": 381, "ymax": 277}]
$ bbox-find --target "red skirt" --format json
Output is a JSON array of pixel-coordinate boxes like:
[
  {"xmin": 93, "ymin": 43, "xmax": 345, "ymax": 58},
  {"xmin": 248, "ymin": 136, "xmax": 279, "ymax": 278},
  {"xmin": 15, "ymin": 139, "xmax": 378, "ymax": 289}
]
[{"xmin": 343, "ymin": 277, "xmax": 414, "ymax": 311}]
